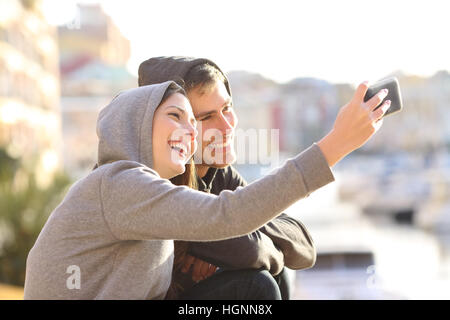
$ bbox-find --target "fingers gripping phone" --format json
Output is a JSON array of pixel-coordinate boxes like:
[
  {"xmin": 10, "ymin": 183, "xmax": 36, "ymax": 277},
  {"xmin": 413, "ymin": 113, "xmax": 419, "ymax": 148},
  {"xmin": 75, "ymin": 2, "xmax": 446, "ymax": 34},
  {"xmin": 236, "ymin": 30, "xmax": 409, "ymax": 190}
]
[{"xmin": 363, "ymin": 77, "xmax": 404, "ymax": 117}]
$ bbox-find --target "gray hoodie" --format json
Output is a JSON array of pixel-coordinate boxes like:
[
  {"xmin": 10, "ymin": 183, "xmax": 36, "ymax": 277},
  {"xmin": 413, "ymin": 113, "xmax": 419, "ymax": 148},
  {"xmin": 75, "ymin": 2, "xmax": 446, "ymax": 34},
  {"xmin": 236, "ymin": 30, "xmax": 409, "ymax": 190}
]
[{"xmin": 24, "ymin": 81, "xmax": 334, "ymax": 300}]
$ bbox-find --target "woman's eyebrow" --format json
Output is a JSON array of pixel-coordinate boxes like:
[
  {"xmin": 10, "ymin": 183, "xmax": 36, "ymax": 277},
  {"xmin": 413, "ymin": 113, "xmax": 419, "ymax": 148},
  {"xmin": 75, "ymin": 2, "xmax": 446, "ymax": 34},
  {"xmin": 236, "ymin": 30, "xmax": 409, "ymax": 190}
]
[
  {"xmin": 166, "ymin": 105, "xmax": 186, "ymax": 114},
  {"xmin": 167, "ymin": 105, "xmax": 196, "ymax": 125}
]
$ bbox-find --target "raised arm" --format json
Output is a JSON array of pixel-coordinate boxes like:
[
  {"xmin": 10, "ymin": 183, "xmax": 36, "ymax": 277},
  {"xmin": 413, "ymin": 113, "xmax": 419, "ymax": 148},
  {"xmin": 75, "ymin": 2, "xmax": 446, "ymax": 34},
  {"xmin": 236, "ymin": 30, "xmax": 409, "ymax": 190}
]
[
  {"xmin": 101, "ymin": 143, "xmax": 333, "ymax": 241},
  {"xmin": 101, "ymin": 81, "xmax": 390, "ymax": 242}
]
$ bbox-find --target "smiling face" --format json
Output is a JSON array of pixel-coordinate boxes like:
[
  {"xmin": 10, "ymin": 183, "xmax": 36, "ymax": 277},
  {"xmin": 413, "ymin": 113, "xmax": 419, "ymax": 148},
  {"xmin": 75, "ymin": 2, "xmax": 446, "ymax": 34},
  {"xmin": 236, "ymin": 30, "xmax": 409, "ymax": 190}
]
[
  {"xmin": 152, "ymin": 92, "xmax": 198, "ymax": 179},
  {"xmin": 187, "ymin": 80, "xmax": 237, "ymax": 175}
]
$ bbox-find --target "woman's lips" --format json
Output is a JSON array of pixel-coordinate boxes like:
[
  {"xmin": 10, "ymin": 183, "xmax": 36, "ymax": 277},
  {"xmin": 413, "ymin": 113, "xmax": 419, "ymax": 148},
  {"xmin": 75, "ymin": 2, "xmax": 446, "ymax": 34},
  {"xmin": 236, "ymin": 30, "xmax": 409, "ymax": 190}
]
[{"xmin": 168, "ymin": 140, "xmax": 189, "ymax": 159}]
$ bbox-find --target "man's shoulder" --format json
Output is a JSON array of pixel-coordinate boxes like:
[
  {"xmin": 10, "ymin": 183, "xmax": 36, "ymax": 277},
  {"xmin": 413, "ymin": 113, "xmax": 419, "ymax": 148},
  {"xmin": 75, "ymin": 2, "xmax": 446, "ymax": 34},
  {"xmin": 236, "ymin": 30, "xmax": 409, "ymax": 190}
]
[
  {"xmin": 215, "ymin": 165, "xmax": 240, "ymax": 180},
  {"xmin": 211, "ymin": 165, "xmax": 247, "ymax": 193}
]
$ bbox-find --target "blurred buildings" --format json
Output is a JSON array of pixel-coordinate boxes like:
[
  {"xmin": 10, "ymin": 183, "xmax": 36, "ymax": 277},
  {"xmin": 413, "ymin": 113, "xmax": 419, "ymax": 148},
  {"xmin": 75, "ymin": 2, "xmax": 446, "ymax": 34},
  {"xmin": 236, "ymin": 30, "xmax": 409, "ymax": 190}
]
[
  {"xmin": 229, "ymin": 71, "xmax": 340, "ymax": 157},
  {"xmin": 224, "ymin": 70, "xmax": 450, "ymax": 299},
  {"xmin": 0, "ymin": 0, "xmax": 61, "ymax": 188},
  {"xmin": 229, "ymin": 69, "xmax": 450, "ymax": 161},
  {"xmin": 0, "ymin": 2, "xmax": 136, "ymax": 180},
  {"xmin": 59, "ymin": 3, "xmax": 136, "ymax": 178},
  {"xmin": 229, "ymin": 69, "xmax": 450, "ymax": 253}
]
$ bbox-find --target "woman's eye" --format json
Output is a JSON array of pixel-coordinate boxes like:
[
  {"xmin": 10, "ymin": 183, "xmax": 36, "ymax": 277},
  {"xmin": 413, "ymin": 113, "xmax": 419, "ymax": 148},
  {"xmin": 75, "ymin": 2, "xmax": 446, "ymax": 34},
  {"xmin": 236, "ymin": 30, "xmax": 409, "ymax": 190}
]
[{"xmin": 169, "ymin": 113, "xmax": 180, "ymax": 120}]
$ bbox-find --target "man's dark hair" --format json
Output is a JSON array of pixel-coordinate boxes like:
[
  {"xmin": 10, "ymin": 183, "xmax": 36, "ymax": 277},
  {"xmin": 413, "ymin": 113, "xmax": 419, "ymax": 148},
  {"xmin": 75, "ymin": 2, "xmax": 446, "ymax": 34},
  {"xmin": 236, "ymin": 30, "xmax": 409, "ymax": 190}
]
[
  {"xmin": 138, "ymin": 57, "xmax": 232, "ymax": 97},
  {"xmin": 183, "ymin": 63, "xmax": 227, "ymax": 95}
]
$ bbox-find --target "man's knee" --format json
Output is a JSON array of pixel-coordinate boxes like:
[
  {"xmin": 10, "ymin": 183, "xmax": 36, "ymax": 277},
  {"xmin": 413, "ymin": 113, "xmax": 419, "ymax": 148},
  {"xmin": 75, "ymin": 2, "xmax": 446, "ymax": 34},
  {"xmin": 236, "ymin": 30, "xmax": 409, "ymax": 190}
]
[{"xmin": 246, "ymin": 269, "xmax": 282, "ymax": 300}]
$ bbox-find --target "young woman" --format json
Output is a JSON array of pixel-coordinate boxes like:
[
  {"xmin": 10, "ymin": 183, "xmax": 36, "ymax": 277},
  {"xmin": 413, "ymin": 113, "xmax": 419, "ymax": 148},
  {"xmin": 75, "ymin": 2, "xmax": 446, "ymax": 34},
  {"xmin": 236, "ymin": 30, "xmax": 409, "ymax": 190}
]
[{"xmin": 24, "ymin": 80, "xmax": 391, "ymax": 299}]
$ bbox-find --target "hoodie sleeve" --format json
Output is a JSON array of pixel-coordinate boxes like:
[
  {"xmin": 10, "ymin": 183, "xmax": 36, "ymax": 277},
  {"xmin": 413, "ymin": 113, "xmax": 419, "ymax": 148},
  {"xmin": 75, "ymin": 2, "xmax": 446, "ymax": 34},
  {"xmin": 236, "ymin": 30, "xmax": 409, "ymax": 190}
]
[
  {"xmin": 188, "ymin": 166, "xmax": 316, "ymax": 274},
  {"xmin": 188, "ymin": 231, "xmax": 285, "ymax": 275},
  {"xmin": 100, "ymin": 143, "xmax": 334, "ymax": 242},
  {"xmin": 258, "ymin": 213, "xmax": 317, "ymax": 270}
]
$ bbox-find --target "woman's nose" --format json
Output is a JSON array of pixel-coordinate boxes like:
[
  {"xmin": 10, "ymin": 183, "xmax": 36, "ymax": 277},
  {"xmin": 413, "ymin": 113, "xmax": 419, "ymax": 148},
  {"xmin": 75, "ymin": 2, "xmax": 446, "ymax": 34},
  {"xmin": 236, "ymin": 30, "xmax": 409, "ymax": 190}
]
[{"xmin": 186, "ymin": 123, "xmax": 198, "ymax": 141}]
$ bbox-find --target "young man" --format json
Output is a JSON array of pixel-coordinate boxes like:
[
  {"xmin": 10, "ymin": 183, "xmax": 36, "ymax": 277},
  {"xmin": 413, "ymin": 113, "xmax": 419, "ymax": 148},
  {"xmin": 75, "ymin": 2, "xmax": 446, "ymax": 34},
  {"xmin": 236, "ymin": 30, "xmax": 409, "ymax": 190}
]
[{"xmin": 138, "ymin": 56, "xmax": 317, "ymax": 300}]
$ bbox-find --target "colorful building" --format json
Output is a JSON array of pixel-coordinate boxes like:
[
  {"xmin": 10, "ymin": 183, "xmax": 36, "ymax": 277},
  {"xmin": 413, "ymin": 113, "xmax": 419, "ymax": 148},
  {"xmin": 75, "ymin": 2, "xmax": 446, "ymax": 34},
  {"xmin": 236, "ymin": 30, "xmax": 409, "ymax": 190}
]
[
  {"xmin": 58, "ymin": 3, "xmax": 136, "ymax": 178},
  {"xmin": 0, "ymin": 0, "xmax": 61, "ymax": 188}
]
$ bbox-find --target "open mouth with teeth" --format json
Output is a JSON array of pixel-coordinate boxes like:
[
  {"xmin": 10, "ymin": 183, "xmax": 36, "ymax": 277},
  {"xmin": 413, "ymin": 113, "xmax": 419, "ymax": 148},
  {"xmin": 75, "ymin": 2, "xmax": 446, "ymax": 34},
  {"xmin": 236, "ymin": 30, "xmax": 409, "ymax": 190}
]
[
  {"xmin": 208, "ymin": 140, "xmax": 231, "ymax": 149},
  {"xmin": 168, "ymin": 140, "xmax": 189, "ymax": 159},
  {"xmin": 207, "ymin": 136, "xmax": 233, "ymax": 152}
]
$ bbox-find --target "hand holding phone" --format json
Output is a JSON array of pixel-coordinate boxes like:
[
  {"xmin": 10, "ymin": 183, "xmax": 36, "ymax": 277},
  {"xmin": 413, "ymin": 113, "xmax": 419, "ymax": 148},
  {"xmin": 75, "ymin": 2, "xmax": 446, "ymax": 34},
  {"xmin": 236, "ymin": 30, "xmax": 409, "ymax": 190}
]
[
  {"xmin": 317, "ymin": 79, "xmax": 403, "ymax": 167},
  {"xmin": 363, "ymin": 77, "xmax": 403, "ymax": 117}
]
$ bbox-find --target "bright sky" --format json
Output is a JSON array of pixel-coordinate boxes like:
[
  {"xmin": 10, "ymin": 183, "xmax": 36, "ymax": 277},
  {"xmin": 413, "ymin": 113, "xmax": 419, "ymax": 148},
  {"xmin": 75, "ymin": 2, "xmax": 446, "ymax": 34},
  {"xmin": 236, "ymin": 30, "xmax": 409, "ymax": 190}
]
[{"xmin": 42, "ymin": 0, "xmax": 450, "ymax": 85}]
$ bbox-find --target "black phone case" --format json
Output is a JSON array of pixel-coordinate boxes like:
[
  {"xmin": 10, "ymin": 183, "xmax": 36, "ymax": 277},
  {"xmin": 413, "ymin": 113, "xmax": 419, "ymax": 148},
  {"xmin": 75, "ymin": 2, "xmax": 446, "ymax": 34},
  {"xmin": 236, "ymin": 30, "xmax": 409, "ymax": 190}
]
[{"xmin": 363, "ymin": 77, "xmax": 403, "ymax": 117}]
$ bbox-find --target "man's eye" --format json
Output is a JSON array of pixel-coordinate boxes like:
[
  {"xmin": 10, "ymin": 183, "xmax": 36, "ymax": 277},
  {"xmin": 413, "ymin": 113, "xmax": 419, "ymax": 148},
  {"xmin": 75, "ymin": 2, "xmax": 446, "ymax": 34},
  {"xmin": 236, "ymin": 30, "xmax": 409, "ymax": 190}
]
[
  {"xmin": 223, "ymin": 105, "xmax": 232, "ymax": 112},
  {"xmin": 199, "ymin": 116, "xmax": 211, "ymax": 121},
  {"xmin": 169, "ymin": 112, "xmax": 180, "ymax": 120}
]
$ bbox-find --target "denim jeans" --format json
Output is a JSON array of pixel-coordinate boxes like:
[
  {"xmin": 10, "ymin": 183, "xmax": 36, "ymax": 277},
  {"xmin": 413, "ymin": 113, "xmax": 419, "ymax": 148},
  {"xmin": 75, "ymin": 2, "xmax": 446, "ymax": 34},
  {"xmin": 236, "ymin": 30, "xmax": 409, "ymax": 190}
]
[{"xmin": 178, "ymin": 267, "xmax": 290, "ymax": 300}]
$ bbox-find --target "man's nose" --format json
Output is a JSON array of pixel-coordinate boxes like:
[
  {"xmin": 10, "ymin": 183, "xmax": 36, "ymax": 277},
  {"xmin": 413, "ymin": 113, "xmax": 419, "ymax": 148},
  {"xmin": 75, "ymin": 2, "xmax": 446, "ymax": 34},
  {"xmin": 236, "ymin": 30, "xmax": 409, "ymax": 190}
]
[{"xmin": 217, "ymin": 113, "xmax": 234, "ymax": 133}]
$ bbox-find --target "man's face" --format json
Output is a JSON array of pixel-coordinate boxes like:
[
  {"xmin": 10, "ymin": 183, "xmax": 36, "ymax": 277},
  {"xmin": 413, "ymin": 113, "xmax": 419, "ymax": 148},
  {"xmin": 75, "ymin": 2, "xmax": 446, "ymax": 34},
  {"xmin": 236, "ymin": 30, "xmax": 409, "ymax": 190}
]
[{"xmin": 188, "ymin": 80, "xmax": 237, "ymax": 168}]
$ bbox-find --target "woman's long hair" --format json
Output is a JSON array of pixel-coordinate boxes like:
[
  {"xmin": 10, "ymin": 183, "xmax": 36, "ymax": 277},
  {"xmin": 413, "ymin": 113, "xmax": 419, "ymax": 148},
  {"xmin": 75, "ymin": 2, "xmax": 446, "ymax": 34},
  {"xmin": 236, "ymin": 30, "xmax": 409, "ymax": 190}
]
[{"xmin": 169, "ymin": 159, "xmax": 198, "ymax": 190}]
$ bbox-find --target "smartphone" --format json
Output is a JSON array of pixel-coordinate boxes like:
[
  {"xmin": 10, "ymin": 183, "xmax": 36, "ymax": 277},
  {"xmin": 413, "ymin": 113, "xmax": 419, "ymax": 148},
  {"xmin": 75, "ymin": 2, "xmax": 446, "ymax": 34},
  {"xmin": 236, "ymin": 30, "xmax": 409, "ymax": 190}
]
[{"xmin": 363, "ymin": 77, "xmax": 403, "ymax": 117}]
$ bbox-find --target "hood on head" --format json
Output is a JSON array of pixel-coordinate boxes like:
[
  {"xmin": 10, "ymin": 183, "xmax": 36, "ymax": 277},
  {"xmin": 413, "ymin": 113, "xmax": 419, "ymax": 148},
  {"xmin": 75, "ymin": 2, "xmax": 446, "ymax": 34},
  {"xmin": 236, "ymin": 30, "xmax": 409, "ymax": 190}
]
[
  {"xmin": 138, "ymin": 56, "xmax": 232, "ymax": 97},
  {"xmin": 96, "ymin": 81, "xmax": 179, "ymax": 169}
]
